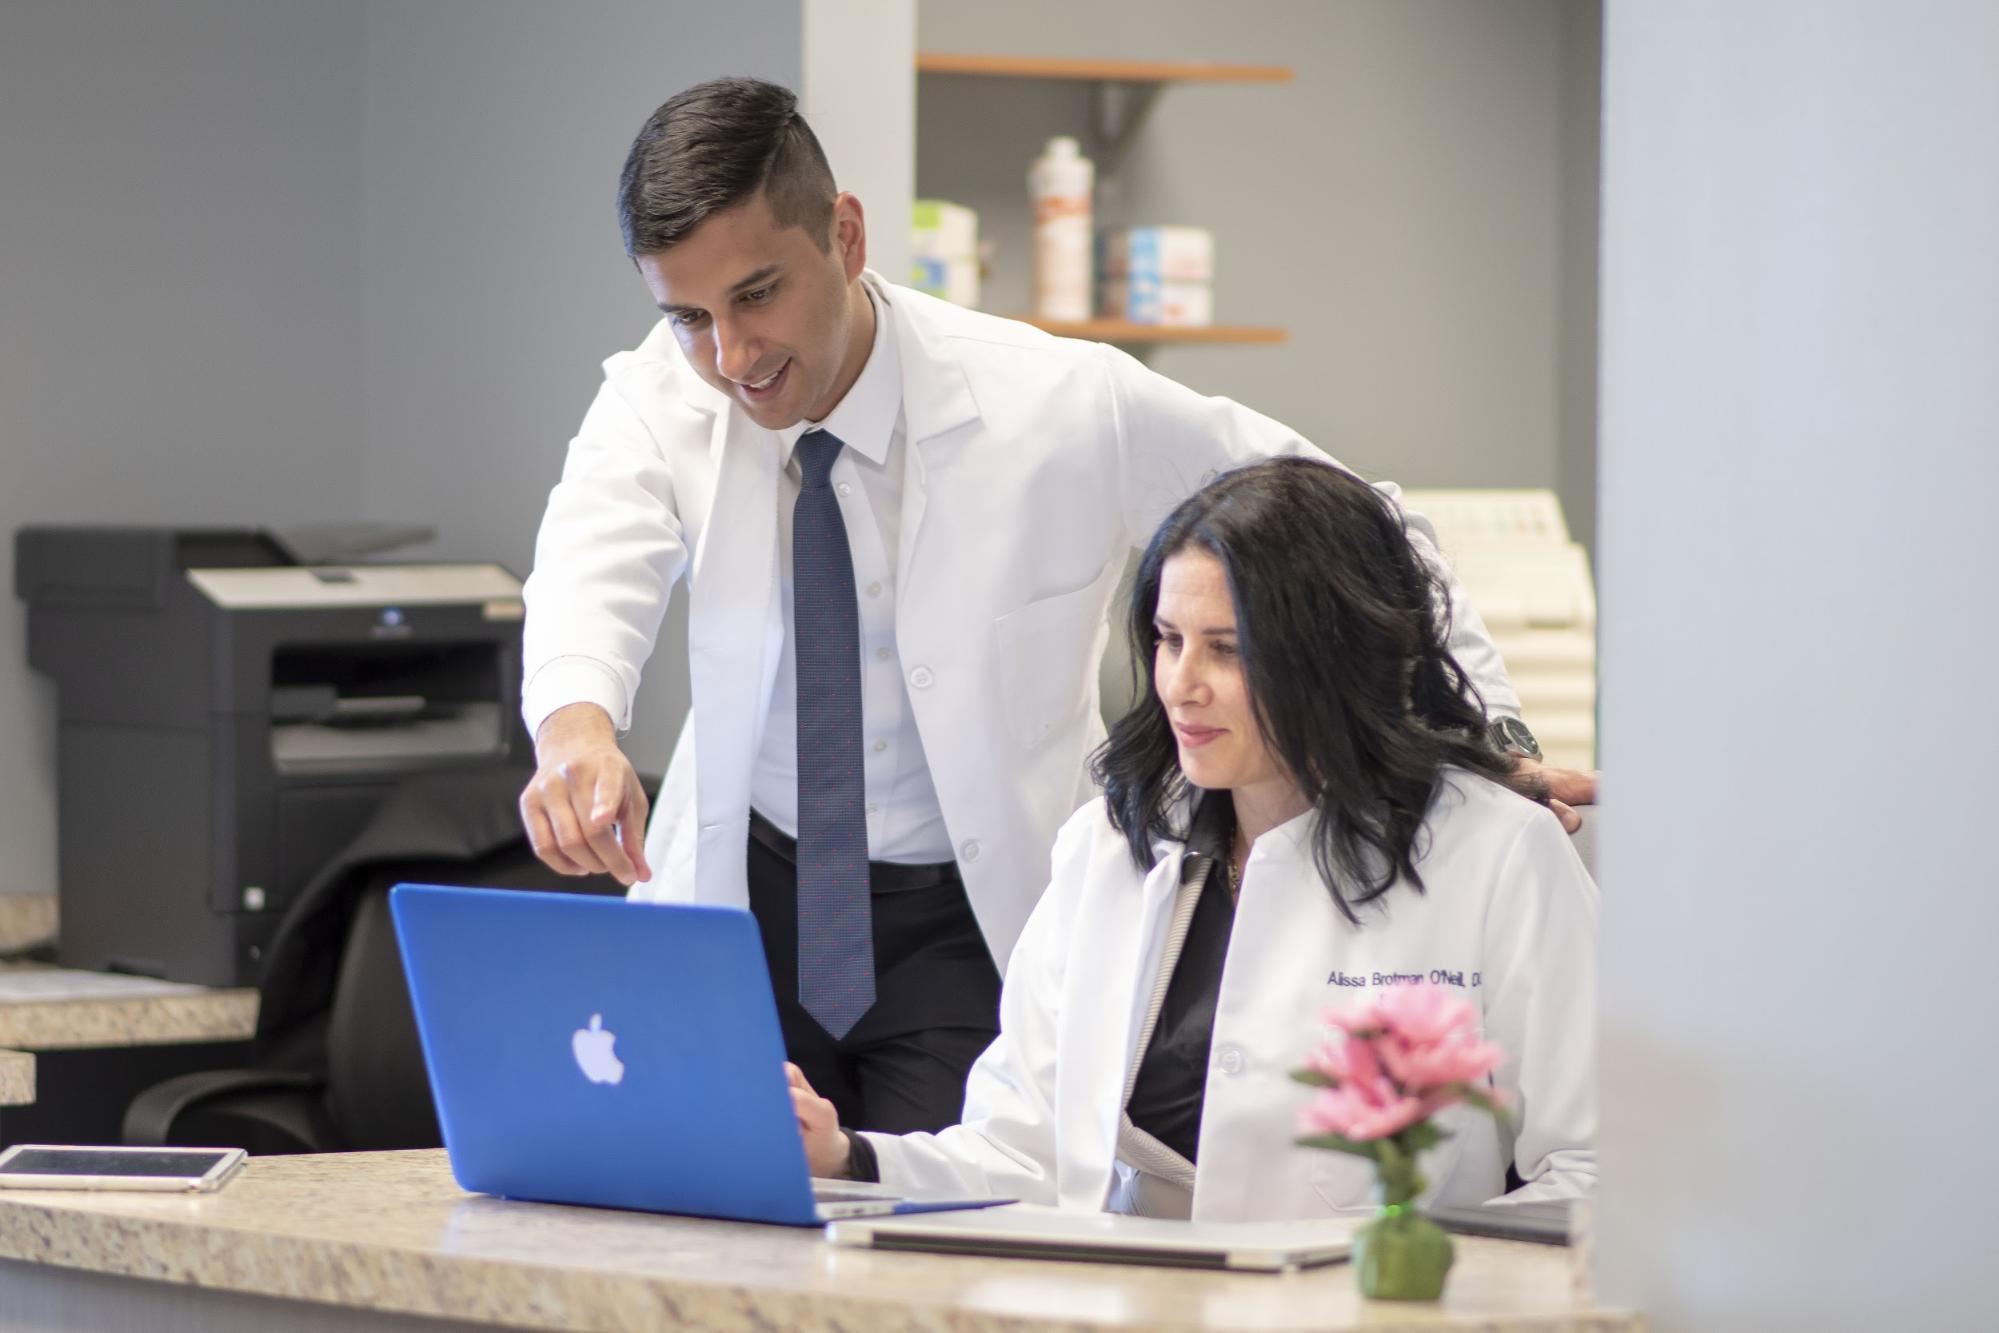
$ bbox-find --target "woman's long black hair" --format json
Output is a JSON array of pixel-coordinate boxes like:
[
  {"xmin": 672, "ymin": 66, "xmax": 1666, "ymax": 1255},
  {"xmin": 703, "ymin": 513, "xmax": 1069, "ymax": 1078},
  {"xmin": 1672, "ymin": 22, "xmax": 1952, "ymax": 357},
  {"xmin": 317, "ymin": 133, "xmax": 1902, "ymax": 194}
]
[{"xmin": 1091, "ymin": 456, "xmax": 1520, "ymax": 922}]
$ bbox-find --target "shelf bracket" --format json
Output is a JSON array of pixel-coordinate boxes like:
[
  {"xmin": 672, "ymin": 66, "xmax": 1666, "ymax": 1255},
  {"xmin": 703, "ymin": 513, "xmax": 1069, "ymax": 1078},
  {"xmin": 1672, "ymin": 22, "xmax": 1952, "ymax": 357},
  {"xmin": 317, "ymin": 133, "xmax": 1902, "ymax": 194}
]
[{"xmin": 1091, "ymin": 80, "xmax": 1163, "ymax": 176}]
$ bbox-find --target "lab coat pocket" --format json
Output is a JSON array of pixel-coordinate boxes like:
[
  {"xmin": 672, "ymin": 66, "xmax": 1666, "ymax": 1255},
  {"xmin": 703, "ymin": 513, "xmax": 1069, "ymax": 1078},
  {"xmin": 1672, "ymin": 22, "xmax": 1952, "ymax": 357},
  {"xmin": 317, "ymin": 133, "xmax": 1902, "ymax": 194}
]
[
  {"xmin": 1308, "ymin": 1152, "xmax": 1377, "ymax": 1213},
  {"xmin": 1309, "ymin": 1130, "xmax": 1469, "ymax": 1213},
  {"xmin": 993, "ymin": 559, "xmax": 1120, "ymax": 751}
]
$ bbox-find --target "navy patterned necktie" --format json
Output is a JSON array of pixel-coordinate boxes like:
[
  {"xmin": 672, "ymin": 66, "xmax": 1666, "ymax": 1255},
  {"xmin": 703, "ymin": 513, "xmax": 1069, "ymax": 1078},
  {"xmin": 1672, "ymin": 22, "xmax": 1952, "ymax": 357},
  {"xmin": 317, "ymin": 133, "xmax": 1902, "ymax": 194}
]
[{"xmin": 791, "ymin": 429, "xmax": 874, "ymax": 1039}]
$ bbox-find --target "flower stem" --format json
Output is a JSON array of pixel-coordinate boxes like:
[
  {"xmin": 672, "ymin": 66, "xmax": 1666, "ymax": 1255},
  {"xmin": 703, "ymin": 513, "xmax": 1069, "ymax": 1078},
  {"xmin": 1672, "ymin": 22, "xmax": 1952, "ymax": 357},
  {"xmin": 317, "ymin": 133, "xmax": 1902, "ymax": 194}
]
[{"xmin": 1375, "ymin": 1135, "xmax": 1428, "ymax": 1209}]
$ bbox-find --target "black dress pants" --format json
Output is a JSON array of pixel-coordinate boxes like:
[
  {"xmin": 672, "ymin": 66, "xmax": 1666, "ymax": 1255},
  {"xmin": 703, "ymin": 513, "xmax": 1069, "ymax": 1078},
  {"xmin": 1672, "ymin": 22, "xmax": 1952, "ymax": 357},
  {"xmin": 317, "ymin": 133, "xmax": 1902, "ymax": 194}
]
[{"xmin": 744, "ymin": 813, "xmax": 1002, "ymax": 1134}]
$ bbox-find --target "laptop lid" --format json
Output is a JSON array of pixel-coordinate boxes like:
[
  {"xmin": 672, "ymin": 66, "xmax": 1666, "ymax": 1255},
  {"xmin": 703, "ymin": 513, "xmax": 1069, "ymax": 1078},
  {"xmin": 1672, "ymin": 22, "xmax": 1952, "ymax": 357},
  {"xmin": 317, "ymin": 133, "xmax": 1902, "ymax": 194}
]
[
  {"xmin": 828, "ymin": 1207, "xmax": 1359, "ymax": 1272},
  {"xmin": 390, "ymin": 884, "xmax": 824, "ymax": 1226}
]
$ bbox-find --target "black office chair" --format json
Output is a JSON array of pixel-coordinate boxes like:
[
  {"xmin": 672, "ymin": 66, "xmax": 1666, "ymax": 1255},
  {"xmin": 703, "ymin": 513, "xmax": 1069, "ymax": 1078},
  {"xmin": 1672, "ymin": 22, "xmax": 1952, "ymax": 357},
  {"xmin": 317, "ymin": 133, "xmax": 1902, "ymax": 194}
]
[{"xmin": 123, "ymin": 765, "xmax": 631, "ymax": 1154}]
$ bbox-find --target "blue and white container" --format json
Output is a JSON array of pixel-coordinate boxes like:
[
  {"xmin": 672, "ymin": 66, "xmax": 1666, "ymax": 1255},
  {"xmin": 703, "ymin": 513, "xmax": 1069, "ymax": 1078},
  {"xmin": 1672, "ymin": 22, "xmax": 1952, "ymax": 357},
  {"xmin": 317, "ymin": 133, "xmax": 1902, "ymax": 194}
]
[
  {"xmin": 911, "ymin": 200, "xmax": 980, "ymax": 308},
  {"xmin": 1099, "ymin": 226, "xmax": 1215, "ymax": 283},
  {"xmin": 1098, "ymin": 275, "xmax": 1214, "ymax": 327}
]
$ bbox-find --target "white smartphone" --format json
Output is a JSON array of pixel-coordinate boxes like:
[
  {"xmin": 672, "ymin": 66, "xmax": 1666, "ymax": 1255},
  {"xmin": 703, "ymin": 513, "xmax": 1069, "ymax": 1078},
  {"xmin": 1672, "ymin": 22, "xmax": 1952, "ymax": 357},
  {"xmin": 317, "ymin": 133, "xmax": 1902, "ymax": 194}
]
[{"xmin": 0, "ymin": 1144, "xmax": 247, "ymax": 1192}]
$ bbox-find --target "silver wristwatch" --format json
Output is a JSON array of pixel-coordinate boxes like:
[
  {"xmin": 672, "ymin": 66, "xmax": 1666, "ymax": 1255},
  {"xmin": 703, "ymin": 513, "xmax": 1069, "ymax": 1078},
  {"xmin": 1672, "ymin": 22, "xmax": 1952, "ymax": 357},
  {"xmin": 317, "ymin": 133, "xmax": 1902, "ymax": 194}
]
[{"xmin": 1486, "ymin": 716, "xmax": 1542, "ymax": 762}]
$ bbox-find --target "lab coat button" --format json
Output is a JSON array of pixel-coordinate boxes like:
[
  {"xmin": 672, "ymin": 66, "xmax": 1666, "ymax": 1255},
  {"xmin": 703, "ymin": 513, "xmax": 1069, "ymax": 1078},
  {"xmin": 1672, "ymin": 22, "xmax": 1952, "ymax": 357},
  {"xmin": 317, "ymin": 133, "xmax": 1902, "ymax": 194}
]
[
  {"xmin": 960, "ymin": 840, "xmax": 981, "ymax": 862},
  {"xmin": 909, "ymin": 666, "xmax": 935, "ymax": 689},
  {"xmin": 867, "ymin": 581, "xmax": 884, "ymax": 598},
  {"xmin": 837, "ymin": 482, "xmax": 853, "ymax": 497},
  {"xmin": 1216, "ymin": 1045, "xmax": 1245, "ymax": 1075}
]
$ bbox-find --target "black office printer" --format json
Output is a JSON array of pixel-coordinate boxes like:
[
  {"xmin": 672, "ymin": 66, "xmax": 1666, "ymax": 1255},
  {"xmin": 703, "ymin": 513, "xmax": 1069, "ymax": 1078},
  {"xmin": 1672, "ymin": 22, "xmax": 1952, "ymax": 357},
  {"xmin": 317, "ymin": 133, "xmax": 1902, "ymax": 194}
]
[{"xmin": 15, "ymin": 526, "xmax": 530, "ymax": 985}]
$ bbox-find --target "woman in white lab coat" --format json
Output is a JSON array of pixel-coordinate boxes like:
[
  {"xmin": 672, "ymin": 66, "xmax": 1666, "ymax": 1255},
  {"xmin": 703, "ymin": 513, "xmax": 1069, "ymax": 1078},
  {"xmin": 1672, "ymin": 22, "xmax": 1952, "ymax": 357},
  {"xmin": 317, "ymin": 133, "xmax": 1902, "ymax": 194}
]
[{"xmin": 790, "ymin": 457, "xmax": 1598, "ymax": 1221}]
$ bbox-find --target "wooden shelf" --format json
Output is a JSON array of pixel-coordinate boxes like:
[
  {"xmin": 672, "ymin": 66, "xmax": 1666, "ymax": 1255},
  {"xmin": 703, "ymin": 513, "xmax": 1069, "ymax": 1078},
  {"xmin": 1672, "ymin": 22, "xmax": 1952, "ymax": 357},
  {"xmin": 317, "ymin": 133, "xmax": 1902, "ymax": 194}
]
[
  {"xmin": 917, "ymin": 53, "xmax": 1293, "ymax": 85},
  {"xmin": 918, "ymin": 52, "xmax": 1292, "ymax": 351},
  {"xmin": 1020, "ymin": 319, "xmax": 1289, "ymax": 346}
]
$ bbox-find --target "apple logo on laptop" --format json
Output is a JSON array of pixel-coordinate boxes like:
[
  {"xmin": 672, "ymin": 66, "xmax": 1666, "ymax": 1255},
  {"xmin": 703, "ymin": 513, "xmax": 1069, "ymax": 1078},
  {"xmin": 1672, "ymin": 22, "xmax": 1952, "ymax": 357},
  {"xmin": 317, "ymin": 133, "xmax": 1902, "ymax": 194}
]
[{"xmin": 571, "ymin": 1013, "xmax": 625, "ymax": 1085}]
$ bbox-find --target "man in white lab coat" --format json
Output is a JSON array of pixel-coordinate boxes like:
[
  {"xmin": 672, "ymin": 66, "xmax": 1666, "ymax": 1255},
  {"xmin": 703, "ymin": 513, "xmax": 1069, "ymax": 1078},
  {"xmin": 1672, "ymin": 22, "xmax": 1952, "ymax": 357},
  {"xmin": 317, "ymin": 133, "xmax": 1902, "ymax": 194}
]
[{"xmin": 517, "ymin": 77, "xmax": 1591, "ymax": 1132}]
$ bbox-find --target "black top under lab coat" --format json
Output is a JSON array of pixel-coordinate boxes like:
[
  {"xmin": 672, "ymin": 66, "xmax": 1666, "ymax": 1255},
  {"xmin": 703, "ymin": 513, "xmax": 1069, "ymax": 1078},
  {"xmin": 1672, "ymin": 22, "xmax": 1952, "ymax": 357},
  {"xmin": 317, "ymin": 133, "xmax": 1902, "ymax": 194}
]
[{"xmin": 847, "ymin": 795, "xmax": 1238, "ymax": 1182}]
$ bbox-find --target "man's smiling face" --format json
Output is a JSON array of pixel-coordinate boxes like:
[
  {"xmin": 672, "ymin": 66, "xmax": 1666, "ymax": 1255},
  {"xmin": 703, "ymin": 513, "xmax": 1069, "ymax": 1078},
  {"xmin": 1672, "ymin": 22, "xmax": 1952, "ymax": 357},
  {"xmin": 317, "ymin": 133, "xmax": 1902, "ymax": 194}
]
[{"xmin": 636, "ymin": 189, "xmax": 868, "ymax": 429}]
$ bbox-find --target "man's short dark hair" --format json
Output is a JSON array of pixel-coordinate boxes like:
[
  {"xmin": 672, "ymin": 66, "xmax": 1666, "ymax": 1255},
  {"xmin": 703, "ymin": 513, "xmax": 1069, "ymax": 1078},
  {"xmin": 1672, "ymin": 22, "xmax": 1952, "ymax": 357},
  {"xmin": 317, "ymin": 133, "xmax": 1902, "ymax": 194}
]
[{"xmin": 618, "ymin": 77, "xmax": 836, "ymax": 257}]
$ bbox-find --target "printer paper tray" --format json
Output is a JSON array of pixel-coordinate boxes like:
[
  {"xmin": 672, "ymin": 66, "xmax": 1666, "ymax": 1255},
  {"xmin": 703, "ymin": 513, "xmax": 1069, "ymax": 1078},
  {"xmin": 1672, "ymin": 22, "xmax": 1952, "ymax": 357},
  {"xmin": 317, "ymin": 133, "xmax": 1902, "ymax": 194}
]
[{"xmin": 271, "ymin": 702, "xmax": 506, "ymax": 774}]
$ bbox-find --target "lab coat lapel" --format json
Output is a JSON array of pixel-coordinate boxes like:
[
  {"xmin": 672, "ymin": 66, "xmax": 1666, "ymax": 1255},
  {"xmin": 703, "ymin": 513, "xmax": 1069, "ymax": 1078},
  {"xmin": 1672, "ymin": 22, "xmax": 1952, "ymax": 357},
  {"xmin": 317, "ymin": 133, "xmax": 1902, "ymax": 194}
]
[
  {"xmin": 686, "ymin": 404, "xmax": 783, "ymax": 879},
  {"xmin": 1058, "ymin": 839, "xmax": 1185, "ymax": 1209},
  {"xmin": 880, "ymin": 277, "xmax": 979, "ymax": 605},
  {"xmin": 1190, "ymin": 819, "xmax": 1337, "ymax": 1221}
]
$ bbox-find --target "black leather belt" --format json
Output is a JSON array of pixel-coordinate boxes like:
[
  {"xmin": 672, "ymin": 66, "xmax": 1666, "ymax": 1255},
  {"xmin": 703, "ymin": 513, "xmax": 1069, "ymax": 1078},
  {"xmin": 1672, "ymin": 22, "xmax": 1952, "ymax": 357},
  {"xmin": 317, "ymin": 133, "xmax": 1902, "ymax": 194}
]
[{"xmin": 747, "ymin": 810, "xmax": 960, "ymax": 894}]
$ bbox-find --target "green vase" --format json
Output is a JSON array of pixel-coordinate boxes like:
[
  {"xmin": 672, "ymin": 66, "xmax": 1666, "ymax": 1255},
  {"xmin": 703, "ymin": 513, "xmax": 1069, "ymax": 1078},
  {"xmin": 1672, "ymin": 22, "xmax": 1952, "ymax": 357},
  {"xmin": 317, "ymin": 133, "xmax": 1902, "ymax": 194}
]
[
  {"xmin": 1353, "ymin": 1205, "xmax": 1455, "ymax": 1301},
  {"xmin": 1352, "ymin": 1143, "xmax": 1453, "ymax": 1301}
]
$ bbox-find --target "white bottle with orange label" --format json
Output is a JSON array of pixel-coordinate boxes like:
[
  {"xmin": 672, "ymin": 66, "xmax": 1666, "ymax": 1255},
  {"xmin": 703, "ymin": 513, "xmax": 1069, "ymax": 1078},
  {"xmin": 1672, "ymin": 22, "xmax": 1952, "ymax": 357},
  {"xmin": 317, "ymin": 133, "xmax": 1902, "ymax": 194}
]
[{"xmin": 1029, "ymin": 136, "xmax": 1094, "ymax": 322}]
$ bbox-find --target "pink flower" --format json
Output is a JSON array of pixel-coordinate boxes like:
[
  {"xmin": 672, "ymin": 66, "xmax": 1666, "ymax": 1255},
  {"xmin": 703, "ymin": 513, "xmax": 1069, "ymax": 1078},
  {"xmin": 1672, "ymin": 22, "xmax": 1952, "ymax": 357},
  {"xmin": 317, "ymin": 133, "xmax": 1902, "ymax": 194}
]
[
  {"xmin": 1304, "ymin": 1029, "xmax": 1419, "ymax": 1091},
  {"xmin": 1342, "ymin": 1033, "xmax": 1385, "ymax": 1087},
  {"xmin": 1300, "ymin": 1038, "xmax": 1355, "ymax": 1083},
  {"xmin": 1295, "ymin": 982, "xmax": 1511, "ymax": 1156},
  {"xmin": 1376, "ymin": 1029, "xmax": 1505, "ymax": 1092},
  {"xmin": 1321, "ymin": 998, "xmax": 1385, "ymax": 1037},
  {"xmin": 1375, "ymin": 982, "xmax": 1479, "ymax": 1046},
  {"xmin": 1299, "ymin": 1085, "xmax": 1430, "ymax": 1141}
]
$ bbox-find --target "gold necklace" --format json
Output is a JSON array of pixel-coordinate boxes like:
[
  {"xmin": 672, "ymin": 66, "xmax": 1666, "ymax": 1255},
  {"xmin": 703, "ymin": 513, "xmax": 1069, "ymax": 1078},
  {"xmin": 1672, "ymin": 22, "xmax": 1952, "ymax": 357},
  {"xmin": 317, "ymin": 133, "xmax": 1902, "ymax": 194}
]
[{"xmin": 1223, "ymin": 852, "xmax": 1242, "ymax": 901}]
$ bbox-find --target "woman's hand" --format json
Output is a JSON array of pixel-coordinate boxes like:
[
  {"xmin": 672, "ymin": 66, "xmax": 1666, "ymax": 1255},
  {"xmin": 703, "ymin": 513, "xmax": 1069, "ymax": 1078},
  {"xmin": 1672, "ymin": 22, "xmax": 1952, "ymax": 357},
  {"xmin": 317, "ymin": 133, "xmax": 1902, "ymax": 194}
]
[{"xmin": 786, "ymin": 1063, "xmax": 853, "ymax": 1179}]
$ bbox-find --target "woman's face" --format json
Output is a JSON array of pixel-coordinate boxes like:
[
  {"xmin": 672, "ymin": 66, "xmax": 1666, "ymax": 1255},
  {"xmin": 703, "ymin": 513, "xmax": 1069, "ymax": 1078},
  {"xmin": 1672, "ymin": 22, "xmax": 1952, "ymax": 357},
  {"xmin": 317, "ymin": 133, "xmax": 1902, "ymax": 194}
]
[{"xmin": 1153, "ymin": 548, "xmax": 1290, "ymax": 796}]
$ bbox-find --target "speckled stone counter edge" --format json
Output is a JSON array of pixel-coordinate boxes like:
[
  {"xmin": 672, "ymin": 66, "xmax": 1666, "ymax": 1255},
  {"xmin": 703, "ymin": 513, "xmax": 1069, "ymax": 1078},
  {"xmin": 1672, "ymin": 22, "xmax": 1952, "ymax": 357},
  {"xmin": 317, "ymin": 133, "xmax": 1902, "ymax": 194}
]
[
  {"xmin": 0, "ymin": 893, "xmax": 255, "ymax": 1050},
  {"xmin": 0, "ymin": 1212, "xmax": 1642, "ymax": 1333},
  {"xmin": 0, "ymin": 990, "xmax": 258, "ymax": 1051},
  {"xmin": 0, "ymin": 1189, "xmax": 1644, "ymax": 1333},
  {"xmin": 0, "ymin": 1049, "xmax": 33, "ymax": 1106},
  {"xmin": 0, "ymin": 894, "xmax": 56, "ymax": 953}
]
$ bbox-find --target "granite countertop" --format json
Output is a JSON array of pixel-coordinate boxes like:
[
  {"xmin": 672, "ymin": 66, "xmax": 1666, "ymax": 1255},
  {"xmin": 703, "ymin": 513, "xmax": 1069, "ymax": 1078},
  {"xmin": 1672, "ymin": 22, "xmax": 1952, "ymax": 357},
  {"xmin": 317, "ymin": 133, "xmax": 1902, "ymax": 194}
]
[
  {"xmin": 0, "ymin": 894, "xmax": 56, "ymax": 953},
  {"xmin": 0, "ymin": 963, "xmax": 257, "ymax": 1051},
  {"xmin": 0, "ymin": 1049, "xmax": 32, "ymax": 1106},
  {"xmin": 0, "ymin": 1149, "xmax": 1639, "ymax": 1332},
  {"xmin": 0, "ymin": 896, "xmax": 257, "ymax": 1051}
]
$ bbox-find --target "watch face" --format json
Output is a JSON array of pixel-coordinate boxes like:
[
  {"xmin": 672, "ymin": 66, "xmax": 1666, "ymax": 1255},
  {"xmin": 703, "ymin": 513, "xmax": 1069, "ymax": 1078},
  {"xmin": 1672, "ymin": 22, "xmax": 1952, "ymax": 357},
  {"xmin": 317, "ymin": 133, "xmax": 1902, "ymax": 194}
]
[{"xmin": 1492, "ymin": 717, "xmax": 1542, "ymax": 761}]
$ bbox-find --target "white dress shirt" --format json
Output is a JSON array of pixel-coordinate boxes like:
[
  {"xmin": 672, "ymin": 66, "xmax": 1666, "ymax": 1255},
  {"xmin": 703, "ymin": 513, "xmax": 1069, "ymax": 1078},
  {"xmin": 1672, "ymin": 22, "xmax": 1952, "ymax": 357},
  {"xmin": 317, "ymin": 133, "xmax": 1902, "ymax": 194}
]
[{"xmin": 756, "ymin": 289, "xmax": 952, "ymax": 863}]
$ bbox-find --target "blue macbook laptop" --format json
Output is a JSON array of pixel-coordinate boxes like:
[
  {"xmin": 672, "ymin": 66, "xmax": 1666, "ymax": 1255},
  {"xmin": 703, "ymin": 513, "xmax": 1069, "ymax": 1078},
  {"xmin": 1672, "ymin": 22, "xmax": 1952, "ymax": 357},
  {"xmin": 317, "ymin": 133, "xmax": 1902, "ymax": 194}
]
[{"xmin": 390, "ymin": 884, "xmax": 1013, "ymax": 1226}]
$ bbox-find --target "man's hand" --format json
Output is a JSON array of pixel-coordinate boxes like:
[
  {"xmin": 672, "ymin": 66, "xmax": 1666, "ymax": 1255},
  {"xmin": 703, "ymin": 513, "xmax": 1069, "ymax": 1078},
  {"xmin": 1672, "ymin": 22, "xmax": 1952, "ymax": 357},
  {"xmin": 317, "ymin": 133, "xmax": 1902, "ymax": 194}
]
[
  {"xmin": 519, "ymin": 703, "xmax": 652, "ymax": 886},
  {"xmin": 787, "ymin": 1062, "xmax": 853, "ymax": 1178},
  {"xmin": 1510, "ymin": 756, "xmax": 1598, "ymax": 835}
]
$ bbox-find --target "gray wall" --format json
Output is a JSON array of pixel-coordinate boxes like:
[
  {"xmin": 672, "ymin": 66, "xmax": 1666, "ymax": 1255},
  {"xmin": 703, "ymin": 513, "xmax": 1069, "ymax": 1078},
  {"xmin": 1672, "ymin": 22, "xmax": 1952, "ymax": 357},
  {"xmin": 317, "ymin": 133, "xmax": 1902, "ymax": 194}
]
[
  {"xmin": 0, "ymin": 1, "xmax": 803, "ymax": 894},
  {"xmin": 1555, "ymin": 1, "xmax": 1600, "ymax": 554},
  {"xmin": 358, "ymin": 0, "xmax": 801, "ymax": 777},
  {"xmin": 0, "ymin": 0, "xmax": 368, "ymax": 898},
  {"xmin": 803, "ymin": 0, "xmax": 918, "ymax": 289},
  {"xmin": 915, "ymin": 0, "xmax": 1601, "ymax": 543},
  {"xmin": 1597, "ymin": 2, "xmax": 1999, "ymax": 1327}
]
